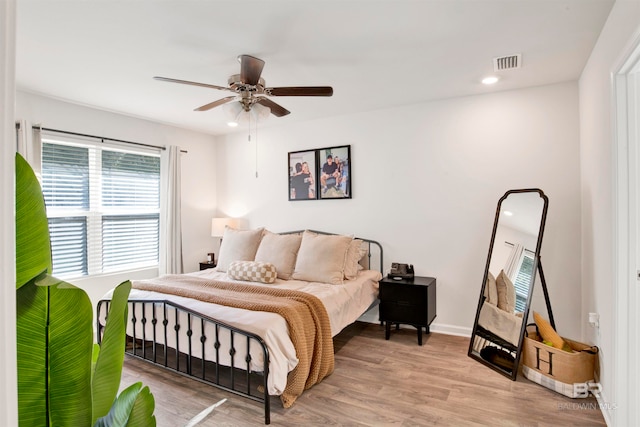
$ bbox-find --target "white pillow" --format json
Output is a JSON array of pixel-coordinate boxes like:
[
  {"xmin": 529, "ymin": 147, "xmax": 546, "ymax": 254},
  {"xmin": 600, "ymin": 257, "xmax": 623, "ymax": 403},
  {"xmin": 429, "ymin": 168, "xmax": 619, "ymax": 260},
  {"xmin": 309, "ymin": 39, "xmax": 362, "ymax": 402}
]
[
  {"xmin": 216, "ymin": 227, "xmax": 264, "ymax": 272},
  {"xmin": 254, "ymin": 230, "xmax": 302, "ymax": 280},
  {"xmin": 227, "ymin": 261, "xmax": 277, "ymax": 284},
  {"xmin": 344, "ymin": 239, "xmax": 367, "ymax": 280},
  {"xmin": 292, "ymin": 231, "xmax": 353, "ymax": 285}
]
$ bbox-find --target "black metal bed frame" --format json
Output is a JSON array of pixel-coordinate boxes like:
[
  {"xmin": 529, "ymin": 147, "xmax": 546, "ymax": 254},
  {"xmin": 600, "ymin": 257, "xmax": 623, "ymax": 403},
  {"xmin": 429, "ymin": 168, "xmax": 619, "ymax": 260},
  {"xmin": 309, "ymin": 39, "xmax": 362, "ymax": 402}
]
[
  {"xmin": 96, "ymin": 299, "xmax": 272, "ymax": 423},
  {"xmin": 96, "ymin": 231, "xmax": 383, "ymax": 425}
]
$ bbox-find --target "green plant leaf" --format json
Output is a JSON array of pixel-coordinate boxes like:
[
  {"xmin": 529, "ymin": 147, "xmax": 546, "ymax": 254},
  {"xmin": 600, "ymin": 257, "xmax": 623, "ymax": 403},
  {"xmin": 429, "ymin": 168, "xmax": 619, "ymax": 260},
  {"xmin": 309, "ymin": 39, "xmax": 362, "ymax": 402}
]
[
  {"xmin": 15, "ymin": 153, "xmax": 52, "ymax": 289},
  {"xmin": 16, "ymin": 276, "xmax": 48, "ymax": 425},
  {"xmin": 91, "ymin": 281, "xmax": 131, "ymax": 424},
  {"xmin": 92, "ymin": 343, "xmax": 100, "ymax": 378},
  {"xmin": 17, "ymin": 275, "xmax": 94, "ymax": 426},
  {"xmin": 124, "ymin": 384, "xmax": 156, "ymax": 427},
  {"xmin": 94, "ymin": 382, "xmax": 156, "ymax": 427}
]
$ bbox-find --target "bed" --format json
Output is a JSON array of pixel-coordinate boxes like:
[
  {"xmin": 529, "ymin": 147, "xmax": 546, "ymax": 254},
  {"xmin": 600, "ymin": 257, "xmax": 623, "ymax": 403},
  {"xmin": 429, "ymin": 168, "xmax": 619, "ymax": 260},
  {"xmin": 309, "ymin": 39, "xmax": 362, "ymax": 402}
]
[
  {"xmin": 96, "ymin": 229, "xmax": 383, "ymax": 425},
  {"xmin": 477, "ymin": 301, "xmax": 523, "ymax": 348}
]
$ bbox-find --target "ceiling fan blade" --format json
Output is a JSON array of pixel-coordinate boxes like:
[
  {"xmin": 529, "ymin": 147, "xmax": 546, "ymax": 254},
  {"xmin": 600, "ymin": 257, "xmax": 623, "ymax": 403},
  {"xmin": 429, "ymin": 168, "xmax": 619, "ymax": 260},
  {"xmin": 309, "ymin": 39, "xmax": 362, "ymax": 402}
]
[
  {"xmin": 256, "ymin": 97, "xmax": 290, "ymax": 117},
  {"xmin": 266, "ymin": 86, "xmax": 333, "ymax": 97},
  {"xmin": 194, "ymin": 96, "xmax": 237, "ymax": 112},
  {"xmin": 239, "ymin": 55, "xmax": 265, "ymax": 86},
  {"xmin": 154, "ymin": 76, "xmax": 231, "ymax": 92}
]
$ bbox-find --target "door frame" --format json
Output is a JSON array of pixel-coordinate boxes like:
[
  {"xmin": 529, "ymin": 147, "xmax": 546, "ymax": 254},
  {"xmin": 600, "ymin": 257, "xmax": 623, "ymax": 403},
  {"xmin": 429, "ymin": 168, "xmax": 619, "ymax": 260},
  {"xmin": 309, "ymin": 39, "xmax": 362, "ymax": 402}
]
[{"xmin": 613, "ymin": 32, "xmax": 640, "ymax": 427}]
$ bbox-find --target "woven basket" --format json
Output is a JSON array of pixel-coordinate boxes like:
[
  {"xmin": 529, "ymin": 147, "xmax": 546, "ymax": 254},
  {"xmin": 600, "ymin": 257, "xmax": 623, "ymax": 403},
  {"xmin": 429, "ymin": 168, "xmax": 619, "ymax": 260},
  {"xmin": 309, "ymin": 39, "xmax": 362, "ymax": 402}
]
[{"xmin": 522, "ymin": 327, "xmax": 598, "ymax": 398}]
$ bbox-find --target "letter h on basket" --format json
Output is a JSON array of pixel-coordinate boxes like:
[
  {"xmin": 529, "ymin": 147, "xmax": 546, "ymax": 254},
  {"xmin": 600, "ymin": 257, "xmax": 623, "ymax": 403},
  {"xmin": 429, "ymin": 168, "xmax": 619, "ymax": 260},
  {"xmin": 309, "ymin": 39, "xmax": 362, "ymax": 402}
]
[{"xmin": 535, "ymin": 347, "xmax": 554, "ymax": 376}]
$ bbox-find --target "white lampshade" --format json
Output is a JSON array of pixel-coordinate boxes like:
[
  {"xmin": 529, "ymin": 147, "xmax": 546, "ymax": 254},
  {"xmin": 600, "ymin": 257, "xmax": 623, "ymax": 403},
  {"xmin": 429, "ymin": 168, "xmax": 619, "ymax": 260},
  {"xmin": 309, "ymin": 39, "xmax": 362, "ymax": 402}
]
[{"xmin": 211, "ymin": 218, "xmax": 233, "ymax": 237}]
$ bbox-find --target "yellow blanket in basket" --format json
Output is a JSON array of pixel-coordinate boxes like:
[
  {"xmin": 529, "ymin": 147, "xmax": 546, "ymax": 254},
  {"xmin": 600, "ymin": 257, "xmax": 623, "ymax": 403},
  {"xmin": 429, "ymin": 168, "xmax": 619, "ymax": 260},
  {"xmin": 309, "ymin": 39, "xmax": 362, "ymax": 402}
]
[{"xmin": 132, "ymin": 275, "xmax": 334, "ymax": 408}]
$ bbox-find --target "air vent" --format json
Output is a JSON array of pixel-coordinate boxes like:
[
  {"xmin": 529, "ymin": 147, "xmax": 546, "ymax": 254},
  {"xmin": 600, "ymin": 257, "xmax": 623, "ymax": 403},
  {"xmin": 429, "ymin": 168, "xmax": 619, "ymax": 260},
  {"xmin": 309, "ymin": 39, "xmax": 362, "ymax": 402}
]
[{"xmin": 493, "ymin": 54, "xmax": 521, "ymax": 71}]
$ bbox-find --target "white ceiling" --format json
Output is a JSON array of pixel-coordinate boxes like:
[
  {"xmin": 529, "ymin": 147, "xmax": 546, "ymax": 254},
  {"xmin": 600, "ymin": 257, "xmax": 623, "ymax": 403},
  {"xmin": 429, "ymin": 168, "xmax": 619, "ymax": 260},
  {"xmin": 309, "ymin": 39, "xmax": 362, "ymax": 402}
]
[
  {"xmin": 16, "ymin": 0, "xmax": 614, "ymax": 136},
  {"xmin": 500, "ymin": 191, "xmax": 546, "ymax": 237}
]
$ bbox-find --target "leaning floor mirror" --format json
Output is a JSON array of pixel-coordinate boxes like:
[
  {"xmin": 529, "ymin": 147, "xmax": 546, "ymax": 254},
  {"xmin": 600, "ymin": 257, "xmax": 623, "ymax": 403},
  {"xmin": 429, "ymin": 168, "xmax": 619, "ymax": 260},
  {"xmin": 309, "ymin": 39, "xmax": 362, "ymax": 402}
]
[{"xmin": 468, "ymin": 188, "xmax": 549, "ymax": 380}]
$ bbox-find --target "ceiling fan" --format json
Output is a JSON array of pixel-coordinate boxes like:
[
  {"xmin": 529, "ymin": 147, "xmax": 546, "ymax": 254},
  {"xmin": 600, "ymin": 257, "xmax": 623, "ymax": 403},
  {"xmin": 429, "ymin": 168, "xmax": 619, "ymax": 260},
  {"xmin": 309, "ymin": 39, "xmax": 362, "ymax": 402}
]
[{"xmin": 153, "ymin": 54, "xmax": 333, "ymax": 118}]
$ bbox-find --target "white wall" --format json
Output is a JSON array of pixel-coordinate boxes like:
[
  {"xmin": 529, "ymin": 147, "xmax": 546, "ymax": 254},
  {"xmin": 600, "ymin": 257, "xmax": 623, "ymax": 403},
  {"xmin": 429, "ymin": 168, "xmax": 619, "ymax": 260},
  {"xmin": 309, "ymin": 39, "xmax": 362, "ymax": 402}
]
[
  {"xmin": 579, "ymin": 1, "xmax": 640, "ymax": 425},
  {"xmin": 216, "ymin": 82, "xmax": 582, "ymax": 338},
  {"xmin": 15, "ymin": 91, "xmax": 218, "ymax": 306}
]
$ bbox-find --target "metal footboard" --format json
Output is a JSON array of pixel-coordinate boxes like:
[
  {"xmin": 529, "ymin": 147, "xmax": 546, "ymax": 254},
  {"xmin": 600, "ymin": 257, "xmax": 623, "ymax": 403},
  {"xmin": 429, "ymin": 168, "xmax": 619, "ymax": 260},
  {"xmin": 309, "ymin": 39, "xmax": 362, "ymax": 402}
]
[{"xmin": 97, "ymin": 299, "xmax": 272, "ymax": 424}]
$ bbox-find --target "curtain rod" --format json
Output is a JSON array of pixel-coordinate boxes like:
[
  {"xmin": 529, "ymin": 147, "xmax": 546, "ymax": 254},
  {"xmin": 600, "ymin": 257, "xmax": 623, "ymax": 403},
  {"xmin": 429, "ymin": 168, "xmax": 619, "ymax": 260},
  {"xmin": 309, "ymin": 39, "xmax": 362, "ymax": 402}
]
[
  {"xmin": 31, "ymin": 125, "xmax": 188, "ymax": 153},
  {"xmin": 505, "ymin": 240, "xmax": 534, "ymax": 253}
]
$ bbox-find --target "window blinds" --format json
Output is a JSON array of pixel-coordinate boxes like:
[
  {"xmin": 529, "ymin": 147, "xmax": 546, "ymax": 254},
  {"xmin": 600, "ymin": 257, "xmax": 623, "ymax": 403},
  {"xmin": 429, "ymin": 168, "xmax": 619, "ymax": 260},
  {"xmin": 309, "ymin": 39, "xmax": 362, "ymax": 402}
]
[
  {"xmin": 42, "ymin": 136, "xmax": 160, "ymax": 278},
  {"xmin": 513, "ymin": 251, "xmax": 535, "ymax": 312}
]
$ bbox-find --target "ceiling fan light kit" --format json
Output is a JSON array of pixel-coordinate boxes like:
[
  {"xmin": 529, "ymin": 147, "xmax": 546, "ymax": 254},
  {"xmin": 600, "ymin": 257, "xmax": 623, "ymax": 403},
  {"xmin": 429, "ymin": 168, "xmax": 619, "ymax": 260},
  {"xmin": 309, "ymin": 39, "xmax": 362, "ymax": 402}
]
[
  {"xmin": 154, "ymin": 54, "xmax": 333, "ymax": 122},
  {"xmin": 224, "ymin": 101, "xmax": 271, "ymax": 127}
]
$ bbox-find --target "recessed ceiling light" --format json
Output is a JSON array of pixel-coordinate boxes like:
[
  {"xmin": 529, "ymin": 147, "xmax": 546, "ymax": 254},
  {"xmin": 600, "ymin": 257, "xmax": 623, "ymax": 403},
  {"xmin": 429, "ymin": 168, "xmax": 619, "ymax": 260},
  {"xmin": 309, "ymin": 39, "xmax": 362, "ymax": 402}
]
[
  {"xmin": 482, "ymin": 76, "xmax": 499, "ymax": 85},
  {"xmin": 503, "ymin": 210, "xmax": 513, "ymax": 216},
  {"xmin": 227, "ymin": 121, "xmax": 239, "ymax": 127}
]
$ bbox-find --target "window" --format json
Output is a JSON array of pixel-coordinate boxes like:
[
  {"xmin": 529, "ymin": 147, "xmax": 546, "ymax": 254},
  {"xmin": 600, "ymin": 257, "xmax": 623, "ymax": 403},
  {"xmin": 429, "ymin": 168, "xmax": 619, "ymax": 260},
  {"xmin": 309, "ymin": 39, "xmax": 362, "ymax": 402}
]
[
  {"xmin": 513, "ymin": 250, "xmax": 535, "ymax": 312},
  {"xmin": 42, "ymin": 135, "xmax": 160, "ymax": 278}
]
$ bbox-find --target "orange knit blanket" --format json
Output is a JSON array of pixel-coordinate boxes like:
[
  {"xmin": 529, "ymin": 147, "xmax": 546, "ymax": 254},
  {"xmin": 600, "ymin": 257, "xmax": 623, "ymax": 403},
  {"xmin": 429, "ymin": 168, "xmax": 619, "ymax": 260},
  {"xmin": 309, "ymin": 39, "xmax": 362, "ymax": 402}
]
[{"xmin": 131, "ymin": 275, "xmax": 334, "ymax": 408}]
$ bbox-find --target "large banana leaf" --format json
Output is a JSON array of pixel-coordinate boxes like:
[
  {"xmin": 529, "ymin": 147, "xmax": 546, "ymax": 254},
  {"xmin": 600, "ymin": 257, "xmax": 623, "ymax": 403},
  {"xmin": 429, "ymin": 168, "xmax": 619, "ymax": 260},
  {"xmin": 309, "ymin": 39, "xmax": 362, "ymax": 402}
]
[
  {"xmin": 15, "ymin": 153, "xmax": 51, "ymax": 289},
  {"xmin": 94, "ymin": 382, "xmax": 156, "ymax": 427},
  {"xmin": 91, "ymin": 281, "xmax": 156, "ymax": 426},
  {"xmin": 92, "ymin": 280, "xmax": 131, "ymax": 424},
  {"xmin": 16, "ymin": 154, "xmax": 94, "ymax": 426}
]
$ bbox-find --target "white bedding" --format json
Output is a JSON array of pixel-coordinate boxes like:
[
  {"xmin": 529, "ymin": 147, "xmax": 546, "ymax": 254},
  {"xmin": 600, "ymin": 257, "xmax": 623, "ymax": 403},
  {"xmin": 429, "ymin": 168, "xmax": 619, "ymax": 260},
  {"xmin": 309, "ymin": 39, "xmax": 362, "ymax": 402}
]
[
  {"xmin": 477, "ymin": 302, "xmax": 523, "ymax": 347},
  {"xmin": 102, "ymin": 269, "xmax": 381, "ymax": 395}
]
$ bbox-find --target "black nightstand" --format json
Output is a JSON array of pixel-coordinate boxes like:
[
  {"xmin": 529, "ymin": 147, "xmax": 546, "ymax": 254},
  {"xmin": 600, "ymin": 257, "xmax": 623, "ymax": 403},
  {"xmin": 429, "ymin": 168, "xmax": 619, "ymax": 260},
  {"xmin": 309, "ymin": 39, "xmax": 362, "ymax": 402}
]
[
  {"xmin": 199, "ymin": 262, "xmax": 216, "ymax": 271},
  {"xmin": 378, "ymin": 276, "xmax": 436, "ymax": 345}
]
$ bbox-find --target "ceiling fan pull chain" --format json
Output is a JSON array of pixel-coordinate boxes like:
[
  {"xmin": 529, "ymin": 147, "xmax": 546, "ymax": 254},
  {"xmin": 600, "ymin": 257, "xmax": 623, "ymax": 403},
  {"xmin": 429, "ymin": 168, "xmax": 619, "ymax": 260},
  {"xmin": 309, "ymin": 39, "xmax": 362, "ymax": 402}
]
[
  {"xmin": 255, "ymin": 120, "xmax": 259, "ymax": 178},
  {"xmin": 251, "ymin": 113, "xmax": 258, "ymax": 178}
]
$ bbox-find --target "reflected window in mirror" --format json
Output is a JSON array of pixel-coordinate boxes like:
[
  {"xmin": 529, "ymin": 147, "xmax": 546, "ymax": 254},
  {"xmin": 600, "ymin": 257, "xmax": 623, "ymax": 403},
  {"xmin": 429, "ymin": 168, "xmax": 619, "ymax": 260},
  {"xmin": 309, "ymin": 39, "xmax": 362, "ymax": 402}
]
[{"xmin": 513, "ymin": 249, "xmax": 535, "ymax": 312}]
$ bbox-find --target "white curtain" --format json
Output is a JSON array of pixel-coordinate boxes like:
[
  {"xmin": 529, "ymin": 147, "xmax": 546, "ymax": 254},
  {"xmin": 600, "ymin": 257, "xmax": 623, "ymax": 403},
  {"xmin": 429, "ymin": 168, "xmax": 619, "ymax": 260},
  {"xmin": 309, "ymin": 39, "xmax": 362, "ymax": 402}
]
[
  {"xmin": 15, "ymin": 121, "xmax": 43, "ymax": 178},
  {"xmin": 503, "ymin": 242, "xmax": 524, "ymax": 280},
  {"xmin": 160, "ymin": 145, "xmax": 183, "ymax": 274},
  {"xmin": 15, "ymin": 119, "xmax": 27, "ymax": 154}
]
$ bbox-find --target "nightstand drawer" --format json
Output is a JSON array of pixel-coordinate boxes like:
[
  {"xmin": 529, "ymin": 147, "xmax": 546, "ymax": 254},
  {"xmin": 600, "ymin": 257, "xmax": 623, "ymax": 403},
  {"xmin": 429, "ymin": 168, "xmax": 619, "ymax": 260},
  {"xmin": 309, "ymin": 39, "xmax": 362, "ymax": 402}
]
[
  {"xmin": 379, "ymin": 284, "xmax": 427, "ymax": 304},
  {"xmin": 380, "ymin": 301, "xmax": 428, "ymax": 324}
]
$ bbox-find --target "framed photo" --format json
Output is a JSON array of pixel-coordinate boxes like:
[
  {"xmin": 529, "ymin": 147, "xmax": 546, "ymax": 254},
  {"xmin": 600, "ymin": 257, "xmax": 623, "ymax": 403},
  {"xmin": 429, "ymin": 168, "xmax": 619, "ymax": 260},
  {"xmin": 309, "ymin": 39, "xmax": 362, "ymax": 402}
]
[
  {"xmin": 317, "ymin": 145, "xmax": 351, "ymax": 199},
  {"xmin": 288, "ymin": 149, "xmax": 318, "ymax": 201}
]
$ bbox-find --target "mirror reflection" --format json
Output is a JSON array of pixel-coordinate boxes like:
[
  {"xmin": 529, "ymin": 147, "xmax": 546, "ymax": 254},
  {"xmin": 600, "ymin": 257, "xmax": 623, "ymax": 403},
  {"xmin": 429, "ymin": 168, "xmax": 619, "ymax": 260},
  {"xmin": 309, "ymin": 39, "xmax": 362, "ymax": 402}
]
[{"xmin": 468, "ymin": 189, "xmax": 548, "ymax": 379}]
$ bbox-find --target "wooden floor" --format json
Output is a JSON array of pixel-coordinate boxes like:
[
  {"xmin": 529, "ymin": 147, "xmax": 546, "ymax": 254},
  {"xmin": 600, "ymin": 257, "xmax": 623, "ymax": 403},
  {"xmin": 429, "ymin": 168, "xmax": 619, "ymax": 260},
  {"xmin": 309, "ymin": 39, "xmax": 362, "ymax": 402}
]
[{"xmin": 121, "ymin": 322, "xmax": 606, "ymax": 426}]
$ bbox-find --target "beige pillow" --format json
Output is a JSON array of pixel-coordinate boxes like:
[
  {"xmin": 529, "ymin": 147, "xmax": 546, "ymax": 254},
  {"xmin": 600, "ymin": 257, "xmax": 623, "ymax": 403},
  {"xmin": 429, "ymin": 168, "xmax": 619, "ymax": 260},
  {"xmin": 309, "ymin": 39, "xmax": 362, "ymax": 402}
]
[
  {"xmin": 496, "ymin": 269, "xmax": 516, "ymax": 313},
  {"xmin": 344, "ymin": 239, "xmax": 367, "ymax": 280},
  {"xmin": 484, "ymin": 271, "xmax": 498, "ymax": 306},
  {"xmin": 216, "ymin": 227, "xmax": 264, "ymax": 272},
  {"xmin": 254, "ymin": 230, "xmax": 302, "ymax": 280},
  {"xmin": 358, "ymin": 246, "xmax": 371, "ymax": 270},
  {"xmin": 292, "ymin": 231, "xmax": 353, "ymax": 285}
]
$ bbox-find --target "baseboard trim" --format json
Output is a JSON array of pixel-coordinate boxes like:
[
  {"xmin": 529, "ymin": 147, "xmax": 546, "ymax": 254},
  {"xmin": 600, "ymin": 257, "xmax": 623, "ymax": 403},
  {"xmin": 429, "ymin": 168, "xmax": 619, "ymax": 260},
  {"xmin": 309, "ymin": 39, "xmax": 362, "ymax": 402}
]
[
  {"xmin": 594, "ymin": 388, "xmax": 614, "ymax": 426},
  {"xmin": 429, "ymin": 323, "xmax": 472, "ymax": 337},
  {"xmin": 355, "ymin": 316, "xmax": 473, "ymax": 338}
]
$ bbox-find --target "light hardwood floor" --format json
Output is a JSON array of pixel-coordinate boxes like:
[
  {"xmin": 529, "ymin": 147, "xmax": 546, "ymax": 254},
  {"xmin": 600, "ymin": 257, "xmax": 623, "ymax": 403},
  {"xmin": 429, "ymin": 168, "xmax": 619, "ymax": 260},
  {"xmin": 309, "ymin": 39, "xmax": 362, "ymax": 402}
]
[{"xmin": 121, "ymin": 322, "xmax": 606, "ymax": 426}]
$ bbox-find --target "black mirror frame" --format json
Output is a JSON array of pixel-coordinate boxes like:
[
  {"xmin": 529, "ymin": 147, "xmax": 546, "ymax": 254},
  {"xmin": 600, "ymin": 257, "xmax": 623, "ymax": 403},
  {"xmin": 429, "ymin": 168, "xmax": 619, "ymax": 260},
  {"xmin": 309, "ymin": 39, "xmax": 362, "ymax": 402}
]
[{"xmin": 467, "ymin": 188, "xmax": 549, "ymax": 380}]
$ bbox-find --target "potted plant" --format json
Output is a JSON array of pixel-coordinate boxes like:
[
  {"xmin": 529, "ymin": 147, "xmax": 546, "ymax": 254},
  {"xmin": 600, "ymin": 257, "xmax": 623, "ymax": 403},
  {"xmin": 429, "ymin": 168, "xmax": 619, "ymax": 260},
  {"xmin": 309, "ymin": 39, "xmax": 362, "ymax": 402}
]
[{"xmin": 15, "ymin": 153, "xmax": 155, "ymax": 426}]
